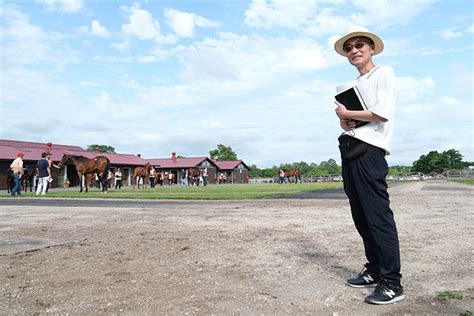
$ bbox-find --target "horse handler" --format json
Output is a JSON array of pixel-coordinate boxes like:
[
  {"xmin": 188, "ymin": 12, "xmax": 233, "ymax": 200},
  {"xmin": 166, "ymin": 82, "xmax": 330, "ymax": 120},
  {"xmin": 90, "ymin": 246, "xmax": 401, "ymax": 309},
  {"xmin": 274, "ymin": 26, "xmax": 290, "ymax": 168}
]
[
  {"xmin": 334, "ymin": 26, "xmax": 404, "ymax": 305},
  {"xmin": 36, "ymin": 152, "xmax": 51, "ymax": 196},
  {"xmin": 10, "ymin": 152, "xmax": 24, "ymax": 196}
]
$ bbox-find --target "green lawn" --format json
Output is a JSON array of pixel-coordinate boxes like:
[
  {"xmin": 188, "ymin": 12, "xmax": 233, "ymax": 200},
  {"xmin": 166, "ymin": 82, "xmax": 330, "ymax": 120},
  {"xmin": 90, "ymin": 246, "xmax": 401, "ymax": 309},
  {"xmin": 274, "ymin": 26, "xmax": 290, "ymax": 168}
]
[
  {"xmin": 452, "ymin": 179, "xmax": 474, "ymax": 186},
  {"xmin": 22, "ymin": 182, "xmax": 343, "ymax": 200}
]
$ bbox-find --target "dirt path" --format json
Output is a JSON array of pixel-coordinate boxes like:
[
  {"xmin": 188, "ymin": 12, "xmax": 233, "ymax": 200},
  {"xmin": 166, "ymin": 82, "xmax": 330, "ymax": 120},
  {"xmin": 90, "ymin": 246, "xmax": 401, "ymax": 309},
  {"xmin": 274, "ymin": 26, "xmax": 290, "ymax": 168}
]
[{"xmin": 0, "ymin": 181, "xmax": 472, "ymax": 314}]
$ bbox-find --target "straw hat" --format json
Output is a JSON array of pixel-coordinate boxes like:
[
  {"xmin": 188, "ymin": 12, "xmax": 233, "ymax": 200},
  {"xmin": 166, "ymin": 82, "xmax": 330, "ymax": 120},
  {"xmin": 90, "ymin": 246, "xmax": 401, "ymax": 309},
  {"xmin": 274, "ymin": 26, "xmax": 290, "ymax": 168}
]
[{"xmin": 334, "ymin": 25, "xmax": 384, "ymax": 56}]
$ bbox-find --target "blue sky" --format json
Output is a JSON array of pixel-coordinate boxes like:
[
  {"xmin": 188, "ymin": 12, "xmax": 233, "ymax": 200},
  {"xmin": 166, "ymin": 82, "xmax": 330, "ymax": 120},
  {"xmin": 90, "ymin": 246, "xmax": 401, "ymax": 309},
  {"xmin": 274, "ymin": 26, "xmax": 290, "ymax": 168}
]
[{"xmin": 1, "ymin": 0, "xmax": 473, "ymax": 167}]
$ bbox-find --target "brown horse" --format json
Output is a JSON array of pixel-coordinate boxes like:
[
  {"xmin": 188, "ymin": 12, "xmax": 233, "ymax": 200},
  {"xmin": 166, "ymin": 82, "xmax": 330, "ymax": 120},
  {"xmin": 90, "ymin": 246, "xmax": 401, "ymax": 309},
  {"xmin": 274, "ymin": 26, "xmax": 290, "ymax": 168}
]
[
  {"xmin": 187, "ymin": 168, "xmax": 200, "ymax": 186},
  {"xmin": 6, "ymin": 168, "xmax": 14, "ymax": 194},
  {"xmin": 21, "ymin": 168, "xmax": 37, "ymax": 192},
  {"xmin": 58, "ymin": 154, "xmax": 110, "ymax": 192},
  {"xmin": 133, "ymin": 162, "xmax": 151, "ymax": 189},
  {"xmin": 281, "ymin": 169, "xmax": 302, "ymax": 184}
]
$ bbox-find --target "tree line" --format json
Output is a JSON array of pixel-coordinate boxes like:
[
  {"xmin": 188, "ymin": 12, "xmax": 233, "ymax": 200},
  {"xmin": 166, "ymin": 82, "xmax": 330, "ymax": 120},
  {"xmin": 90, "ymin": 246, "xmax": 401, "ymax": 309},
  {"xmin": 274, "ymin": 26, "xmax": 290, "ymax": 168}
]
[{"xmin": 250, "ymin": 149, "xmax": 472, "ymax": 178}]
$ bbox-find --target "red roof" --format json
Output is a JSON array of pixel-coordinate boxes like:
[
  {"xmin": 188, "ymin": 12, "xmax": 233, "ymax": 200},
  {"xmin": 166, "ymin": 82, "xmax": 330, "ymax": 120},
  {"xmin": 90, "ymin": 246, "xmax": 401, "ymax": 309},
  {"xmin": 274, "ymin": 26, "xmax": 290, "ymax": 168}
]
[
  {"xmin": 147, "ymin": 157, "xmax": 219, "ymax": 169},
  {"xmin": 214, "ymin": 160, "xmax": 250, "ymax": 170},
  {"xmin": 0, "ymin": 139, "xmax": 146, "ymax": 166}
]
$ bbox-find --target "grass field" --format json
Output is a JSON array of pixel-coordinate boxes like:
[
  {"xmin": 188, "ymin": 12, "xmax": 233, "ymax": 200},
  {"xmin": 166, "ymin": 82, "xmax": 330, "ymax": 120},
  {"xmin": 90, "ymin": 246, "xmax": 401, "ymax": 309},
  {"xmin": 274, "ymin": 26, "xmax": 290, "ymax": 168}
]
[
  {"xmin": 452, "ymin": 179, "xmax": 474, "ymax": 186},
  {"xmin": 20, "ymin": 182, "xmax": 343, "ymax": 200}
]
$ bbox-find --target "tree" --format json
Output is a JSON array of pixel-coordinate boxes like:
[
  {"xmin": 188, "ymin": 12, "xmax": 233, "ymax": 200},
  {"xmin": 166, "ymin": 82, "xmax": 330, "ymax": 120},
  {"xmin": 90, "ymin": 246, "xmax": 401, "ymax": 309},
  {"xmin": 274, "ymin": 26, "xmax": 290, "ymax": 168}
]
[
  {"xmin": 86, "ymin": 144, "xmax": 116, "ymax": 153},
  {"xmin": 209, "ymin": 144, "xmax": 238, "ymax": 161},
  {"xmin": 412, "ymin": 149, "xmax": 464, "ymax": 174},
  {"xmin": 317, "ymin": 159, "xmax": 341, "ymax": 175},
  {"xmin": 444, "ymin": 149, "xmax": 463, "ymax": 169}
]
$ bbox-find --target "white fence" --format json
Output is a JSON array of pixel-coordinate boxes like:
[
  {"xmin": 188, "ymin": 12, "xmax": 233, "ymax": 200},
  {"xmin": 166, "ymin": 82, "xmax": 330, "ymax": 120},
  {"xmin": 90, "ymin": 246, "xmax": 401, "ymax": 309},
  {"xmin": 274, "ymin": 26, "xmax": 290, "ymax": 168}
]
[{"xmin": 249, "ymin": 169, "xmax": 474, "ymax": 183}]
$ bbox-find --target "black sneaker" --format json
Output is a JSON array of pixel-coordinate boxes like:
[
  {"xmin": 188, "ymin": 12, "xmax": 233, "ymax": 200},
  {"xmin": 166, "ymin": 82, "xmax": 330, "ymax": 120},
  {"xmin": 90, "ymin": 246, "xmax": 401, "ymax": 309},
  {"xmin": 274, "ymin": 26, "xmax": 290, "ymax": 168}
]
[
  {"xmin": 365, "ymin": 279, "xmax": 405, "ymax": 305},
  {"xmin": 347, "ymin": 267, "xmax": 379, "ymax": 288}
]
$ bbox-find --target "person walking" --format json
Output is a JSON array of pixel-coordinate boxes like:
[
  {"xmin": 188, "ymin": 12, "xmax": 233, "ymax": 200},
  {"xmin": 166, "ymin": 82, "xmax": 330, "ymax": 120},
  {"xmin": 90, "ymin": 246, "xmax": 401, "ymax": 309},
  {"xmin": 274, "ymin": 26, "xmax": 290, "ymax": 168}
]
[
  {"xmin": 115, "ymin": 168, "xmax": 123, "ymax": 189},
  {"xmin": 278, "ymin": 169, "xmax": 285, "ymax": 184},
  {"xmin": 106, "ymin": 170, "xmax": 114, "ymax": 189},
  {"xmin": 202, "ymin": 167, "xmax": 208, "ymax": 186},
  {"xmin": 36, "ymin": 152, "xmax": 51, "ymax": 196},
  {"xmin": 149, "ymin": 167, "xmax": 156, "ymax": 188},
  {"xmin": 45, "ymin": 152, "xmax": 59, "ymax": 193},
  {"xmin": 10, "ymin": 152, "xmax": 25, "ymax": 196},
  {"xmin": 334, "ymin": 25, "xmax": 403, "ymax": 305}
]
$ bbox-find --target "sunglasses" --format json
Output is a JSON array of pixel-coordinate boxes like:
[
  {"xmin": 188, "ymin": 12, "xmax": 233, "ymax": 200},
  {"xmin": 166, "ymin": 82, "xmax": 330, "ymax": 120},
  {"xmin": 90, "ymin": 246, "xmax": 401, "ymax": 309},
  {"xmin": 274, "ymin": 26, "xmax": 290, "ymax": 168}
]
[{"xmin": 342, "ymin": 41, "xmax": 370, "ymax": 53}]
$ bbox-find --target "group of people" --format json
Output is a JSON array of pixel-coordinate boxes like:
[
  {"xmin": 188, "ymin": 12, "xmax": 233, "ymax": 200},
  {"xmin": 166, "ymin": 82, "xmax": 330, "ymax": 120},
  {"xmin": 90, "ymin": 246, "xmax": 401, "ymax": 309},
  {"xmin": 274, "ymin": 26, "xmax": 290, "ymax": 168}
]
[
  {"xmin": 94, "ymin": 169, "xmax": 123, "ymax": 190},
  {"xmin": 9, "ymin": 151, "xmax": 59, "ymax": 196}
]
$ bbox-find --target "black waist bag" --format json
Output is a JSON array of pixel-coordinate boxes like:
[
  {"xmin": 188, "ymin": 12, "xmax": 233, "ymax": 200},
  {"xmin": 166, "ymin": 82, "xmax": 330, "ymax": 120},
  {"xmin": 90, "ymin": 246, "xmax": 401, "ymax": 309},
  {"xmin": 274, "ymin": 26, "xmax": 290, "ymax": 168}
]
[{"xmin": 338, "ymin": 134, "xmax": 368, "ymax": 160}]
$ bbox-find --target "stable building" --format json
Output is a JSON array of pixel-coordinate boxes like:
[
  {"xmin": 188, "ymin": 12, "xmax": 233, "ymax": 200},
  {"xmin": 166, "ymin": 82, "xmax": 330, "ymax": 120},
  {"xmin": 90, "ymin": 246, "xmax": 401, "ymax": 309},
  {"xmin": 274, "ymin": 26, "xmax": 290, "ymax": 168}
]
[
  {"xmin": 0, "ymin": 139, "xmax": 146, "ymax": 189},
  {"xmin": 214, "ymin": 160, "xmax": 250, "ymax": 184},
  {"xmin": 147, "ymin": 152, "xmax": 219, "ymax": 185}
]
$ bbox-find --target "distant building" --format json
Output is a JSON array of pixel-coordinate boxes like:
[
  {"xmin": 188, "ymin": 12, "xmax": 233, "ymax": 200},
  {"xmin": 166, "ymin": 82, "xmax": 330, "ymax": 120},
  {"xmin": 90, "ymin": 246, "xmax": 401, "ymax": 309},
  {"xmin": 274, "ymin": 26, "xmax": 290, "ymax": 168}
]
[
  {"xmin": 213, "ymin": 160, "xmax": 250, "ymax": 184},
  {"xmin": 0, "ymin": 139, "xmax": 146, "ymax": 189},
  {"xmin": 0, "ymin": 139, "xmax": 251, "ymax": 189},
  {"xmin": 148, "ymin": 152, "xmax": 219, "ymax": 184}
]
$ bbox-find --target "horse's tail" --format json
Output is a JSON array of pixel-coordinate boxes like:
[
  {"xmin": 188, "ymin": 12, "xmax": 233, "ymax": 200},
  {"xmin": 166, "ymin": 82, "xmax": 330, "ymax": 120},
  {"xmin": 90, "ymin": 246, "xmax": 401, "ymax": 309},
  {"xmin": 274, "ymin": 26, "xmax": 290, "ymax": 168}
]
[{"xmin": 101, "ymin": 158, "xmax": 110, "ymax": 182}]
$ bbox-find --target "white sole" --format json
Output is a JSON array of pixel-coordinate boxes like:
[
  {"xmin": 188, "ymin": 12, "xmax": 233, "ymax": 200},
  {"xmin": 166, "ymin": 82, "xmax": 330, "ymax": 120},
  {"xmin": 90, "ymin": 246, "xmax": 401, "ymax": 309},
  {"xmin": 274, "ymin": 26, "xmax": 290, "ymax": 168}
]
[
  {"xmin": 365, "ymin": 294, "xmax": 405, "ymax": 305},
  {"xmin": 346, "ymin": 282, "xmax": 377, "ymax": 288}
]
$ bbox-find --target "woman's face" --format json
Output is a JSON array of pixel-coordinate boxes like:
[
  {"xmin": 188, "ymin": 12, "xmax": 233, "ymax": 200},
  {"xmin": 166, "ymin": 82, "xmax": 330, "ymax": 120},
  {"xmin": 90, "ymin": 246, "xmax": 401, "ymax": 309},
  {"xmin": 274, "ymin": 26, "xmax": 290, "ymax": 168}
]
[{"xmin": 344, "ymin": 36, "xmax": 375, "ymax": 68}]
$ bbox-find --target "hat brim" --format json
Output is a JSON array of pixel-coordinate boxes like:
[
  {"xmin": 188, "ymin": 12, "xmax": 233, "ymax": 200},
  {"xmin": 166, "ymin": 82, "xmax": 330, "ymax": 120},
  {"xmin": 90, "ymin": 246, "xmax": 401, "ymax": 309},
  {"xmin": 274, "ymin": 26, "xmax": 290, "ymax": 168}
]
[{"xmin": 334, "ymin": 31, "xmax": 384, "ymax": 56}]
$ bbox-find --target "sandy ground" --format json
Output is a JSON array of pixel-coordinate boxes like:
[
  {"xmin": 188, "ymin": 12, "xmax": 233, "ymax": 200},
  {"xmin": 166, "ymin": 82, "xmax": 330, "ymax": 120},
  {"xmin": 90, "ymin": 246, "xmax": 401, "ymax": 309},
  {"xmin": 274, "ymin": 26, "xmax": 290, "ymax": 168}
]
[{"xmin": 0, "ymin": 180, "xmax": 472, "ymax": 315}]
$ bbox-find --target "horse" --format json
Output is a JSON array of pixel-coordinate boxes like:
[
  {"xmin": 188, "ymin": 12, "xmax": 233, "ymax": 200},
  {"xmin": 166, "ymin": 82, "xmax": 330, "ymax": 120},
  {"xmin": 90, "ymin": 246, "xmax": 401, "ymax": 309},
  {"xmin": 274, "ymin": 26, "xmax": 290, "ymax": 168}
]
[
  {"xmin": 280, "ymin": 169, "xmax": 302, "ymax": 184},
  {"xmin": 58, "ymin": 154, "xmax": 110, "ymax": 192},
  {"xmin": 133, "ymin": 162, "xmax": 151, "ymax": 189},
  {"xmin": 6, "ymin": 168, "xmax": 14, "ymax": 194},
  {"xmin": 187, "ymin": 168, "xmax": 200, "ymax": 186},
  {"xmin": 21, "ymin": 168, "xmax": 36, "ymax": 192}
]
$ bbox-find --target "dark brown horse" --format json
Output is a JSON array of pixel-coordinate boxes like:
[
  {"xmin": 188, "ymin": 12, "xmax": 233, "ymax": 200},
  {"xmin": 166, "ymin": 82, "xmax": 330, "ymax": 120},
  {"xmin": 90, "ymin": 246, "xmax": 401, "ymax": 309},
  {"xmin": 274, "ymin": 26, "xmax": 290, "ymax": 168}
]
[
  {"xmin": 21, "ymin": 168, "xmax": 36, "ymax": 192},
  {"xmin": 6, "ymin": 168, "xmax": 14, "ymax": 194},
  {"xmin": 133, "ymin": 162, "xmax": 151, "ymax": 189},
  {"xmin": 5, "ymin": 168, "xmax": 34, "ymax": 193},
  {"xmin": 58, "ymin": 154, "xmax": 110, "ymax": 192},
  {"xmin": 187, "ymin": 168, "xmax": 200, "ymax": 186},
  {"xmin": 281, "ymin": 169, "xmax": 302, "ymax": 184}
]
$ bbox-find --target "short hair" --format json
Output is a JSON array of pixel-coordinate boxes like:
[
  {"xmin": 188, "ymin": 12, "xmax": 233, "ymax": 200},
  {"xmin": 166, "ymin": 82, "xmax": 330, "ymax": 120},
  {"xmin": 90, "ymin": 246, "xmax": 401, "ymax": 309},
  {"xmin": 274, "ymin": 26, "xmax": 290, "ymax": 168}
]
[{"xmin": 41, "ymin": 152, "xmax": 47, "ymax": 158}]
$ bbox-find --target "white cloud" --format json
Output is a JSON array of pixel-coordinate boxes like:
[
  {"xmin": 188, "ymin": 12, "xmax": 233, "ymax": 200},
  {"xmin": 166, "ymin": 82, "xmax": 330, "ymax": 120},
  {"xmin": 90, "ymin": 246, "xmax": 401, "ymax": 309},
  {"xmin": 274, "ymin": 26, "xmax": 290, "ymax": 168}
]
[
  {"xmin": 1, "ymin": 4, "xmax": 78, "ymax": 67},
  {"xmin": 441, "ymin": 97, "xmax": 460, "ymax": 105},
  {"xmin": 36, "ymin": 0, "xmax": 84, "ymax": 13},
  {"xmin": 75, "ymin": 25, "xmax": 89, "ymax": 35},
  {"xmin": 244, "ymin": 0, "xmax": 317, "ymax": 30},
  {"xmin": 466, "ymin": 23, "xmax": 474, "ymax": 33},
  {"xmin": 91, "ymin": 20, "xmax": 110, "ymax": 37},
  {"xmin": 397, "ymin": 76, "xmax": 436, "ymax": 104},
  {"xmin": 176, "ymin": 32, "xmax": 328, "ymax": 83},
  {"xmin": 244, "ymin": 0, "xmax": 433, "ymax": 36},
  {"xmin": 121, "ymin": 6, "xmax": 160, "ymax": 40},
  {"xmin": 164, "ymin": 8, "xmax": 219, "ymax": 38},
  {"xmin": 441, "ymin": 27, "xmax": 463, "ymax": 40},
  {"xmin": 351, "ymin": 0, "xmax": 434, "ymax": 28}
]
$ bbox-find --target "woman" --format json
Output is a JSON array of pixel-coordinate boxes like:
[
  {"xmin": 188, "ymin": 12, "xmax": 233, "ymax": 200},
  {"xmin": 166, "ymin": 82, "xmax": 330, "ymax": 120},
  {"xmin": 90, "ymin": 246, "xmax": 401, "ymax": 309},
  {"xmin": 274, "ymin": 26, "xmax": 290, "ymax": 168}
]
[
  {"xmin": 115, "ymin": 168, "xmax": 123, "ymax": 189},
  {"xmin": 334, "ymin": 26, "xmax": 403, "ymax": 305}
]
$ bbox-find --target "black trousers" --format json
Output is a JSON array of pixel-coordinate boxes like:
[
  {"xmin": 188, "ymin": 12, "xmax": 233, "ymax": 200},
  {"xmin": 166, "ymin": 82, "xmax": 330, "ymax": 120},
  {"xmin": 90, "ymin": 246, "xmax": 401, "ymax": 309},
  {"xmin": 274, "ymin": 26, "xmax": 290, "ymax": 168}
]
[{"xmin": 342, "ymin": 144, "xmax": 401, "ymax": 285}]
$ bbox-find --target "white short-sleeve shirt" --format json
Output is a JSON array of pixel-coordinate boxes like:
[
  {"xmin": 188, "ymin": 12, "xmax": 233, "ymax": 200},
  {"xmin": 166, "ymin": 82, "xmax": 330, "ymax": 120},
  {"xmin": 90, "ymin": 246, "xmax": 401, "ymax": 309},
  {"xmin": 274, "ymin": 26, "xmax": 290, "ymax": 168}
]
[{"xmin": 345, "ymin": 65, "xmax": 397, "ymax": 155}]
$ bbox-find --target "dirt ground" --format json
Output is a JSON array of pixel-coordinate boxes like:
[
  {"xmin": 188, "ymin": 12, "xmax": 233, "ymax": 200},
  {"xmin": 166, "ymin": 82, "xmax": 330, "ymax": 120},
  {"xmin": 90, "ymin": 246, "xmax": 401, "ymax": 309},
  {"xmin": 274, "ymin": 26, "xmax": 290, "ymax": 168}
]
[{"xmin": 0, "ymin": 180, "xmax": 472, "ymax": 315}]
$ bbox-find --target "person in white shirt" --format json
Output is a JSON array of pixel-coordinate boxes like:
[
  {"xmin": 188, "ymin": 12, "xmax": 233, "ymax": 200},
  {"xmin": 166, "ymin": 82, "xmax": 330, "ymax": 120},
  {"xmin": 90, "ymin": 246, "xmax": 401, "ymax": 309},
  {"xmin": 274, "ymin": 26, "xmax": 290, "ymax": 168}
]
[
  {"xmin": 334, "ymin": 26, "xmax": 403, "ymax": 305},
  {"xmin": 115, "ymin": 168, "xmax": 123, "ymax": 189},
  {"xmin": 10, "ymin": 152, "xmax": 24, "ymax": 196}
]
